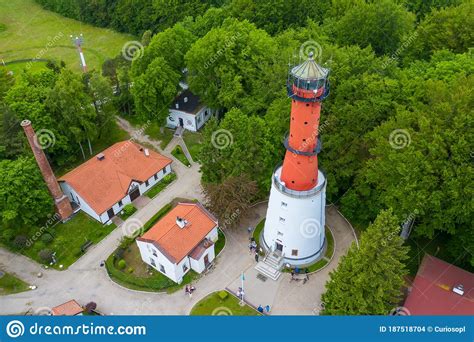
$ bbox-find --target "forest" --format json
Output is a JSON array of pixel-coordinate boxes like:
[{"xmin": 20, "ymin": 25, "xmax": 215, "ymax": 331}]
[{"xmin": 0, "ymin": 0, "xmax": 472, "ymax": 304}]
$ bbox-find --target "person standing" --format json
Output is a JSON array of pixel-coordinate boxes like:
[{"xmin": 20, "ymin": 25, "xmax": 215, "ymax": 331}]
[{"xmin": 255, "ymin": 253, "xmax": 259, "ymax": 262}]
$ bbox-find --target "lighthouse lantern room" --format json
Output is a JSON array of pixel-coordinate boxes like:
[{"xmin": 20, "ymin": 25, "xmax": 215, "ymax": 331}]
[{"xmin": 261, "ymin": 52, "xmax": 329, "ymax": 267}]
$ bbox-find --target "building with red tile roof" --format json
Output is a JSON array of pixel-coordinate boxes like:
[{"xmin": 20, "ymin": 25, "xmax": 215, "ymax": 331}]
[
  {"xmin": 136, "ymin": 202, "xmax": 219, "ymax": 283},
  {"xmin": 51, "ymin": 299, "xmax": 83, "ymax": 316},
  {"xmin": 59, "ymin": 141, "xmax": 172, "ymax": 223},
  {"xmin": 404, "ymin": 254, "xmax": 474, "ymax": 315}
]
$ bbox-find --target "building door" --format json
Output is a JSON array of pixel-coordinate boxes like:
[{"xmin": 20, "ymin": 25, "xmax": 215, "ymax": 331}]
[
  {"xmin": 107, "ymin": 208, "xmax": 115, "ymax": 220},
  {"xmin": 275, "ymin": 242, "xmax": 283, "ymax": 253},
  {"xmin": 204, "ymin": 254, "xmax": 210, "ymax": 267},
  {"xmin": 179, "ymin": 118, "xmax": 184, "ymax": 127},
  {"xmin": 129, "ymin": 186, "xmax": 140, "ymax": 202}
]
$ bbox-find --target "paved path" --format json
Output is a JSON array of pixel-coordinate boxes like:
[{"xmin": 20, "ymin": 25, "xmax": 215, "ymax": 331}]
[{"xmin": 0, "ymin": 119, "xmax": 357, "ymax": 315}]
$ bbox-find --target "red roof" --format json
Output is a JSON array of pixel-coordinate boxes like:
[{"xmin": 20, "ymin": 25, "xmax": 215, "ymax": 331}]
[
  {"xmin": 59, "ymin": 141, "xmax": 172, "ymax": 214},
  {"xmin": 51, "ymin": 300, "xmax": 83, "ymax": 316},
  {"xmin": 138, "ymin": 203, "xmax": 217, "ymax": 263},
  {"xmin": 404, "ymin": 254, "xmax": 474, "ymax": 315}
]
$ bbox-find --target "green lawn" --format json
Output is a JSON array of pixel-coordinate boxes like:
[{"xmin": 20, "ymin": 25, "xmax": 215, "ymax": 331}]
[
  {"xmin": 0, "ymin": 0, "xmax": 134, "ymax": 74},
  {"xmin": 190, "ymin": 291, "xmax": 259, "ymax": 316},
  {"xmin": 0, "ymin": 272, "xmax": 30, "ymax": 295},
  {"xmin": 214, "ymin": 229, "xmax": 226, "ymax": 256},
  {"xmin": 171, "ymin": 145, "xmax": 191, "ymax": 167},
  {"xmin": 253, "ymin": 219, "xmax": 265, "ymax": 246},
  {"xmin": 182, "ymin": 131, "xmax": 203, "ymax": 162},
  {"xmin": 144, "ymin": 123, "xmax": 175, "ymax": 150},
  {"xmin": 21, "ymin": 212, "xmax": 116, "ymax": 270},
  {"xmin": 144, "ymin": 173, "xmax": 177, "ymax": 199}
]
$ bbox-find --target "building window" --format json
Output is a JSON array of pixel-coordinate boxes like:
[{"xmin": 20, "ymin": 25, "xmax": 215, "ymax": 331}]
[
  {"xmin": 292, "ymin": 249, "xmax": 298, "ymax": 256},
  {"xmin": 168, "ymin": 116, "xmax": 175, "ymax": 122},
  {"xmin": 118, "ymin": 200, "xmax": 123, "ymax": 207},
  {"xmin": 279, "ymin": 217, "xmax": 285, "ymax": 224},
  {"xmin": 281, "ymin": 201, "xmax": 287, "ymax": 209},
  {"xmin": 154, "ymin": 173, "xmax": 158, "ymax": 180},
  {"xmin": 150, "ymin": 258, "xmax": 156, "ymax": 267},
  {"xmin": 277, "ymin": 231, "xmax": 283, "ymax": 236},
  {"xmin": 159, "ymin": 264, "xmax": 166, "ymax": 274},
  {"xmin": 145, "ymin": 180, "xmax": 149, "ymax": 187},
  {"xmin": 197, "ymin": 116, "xmax": 201, "ymax": 124},
  {"xmin": 152, "ymin": 249, "xmax": 157, "ymax": 257},
  {"xmin": 183, "ymin": 264, "xmax": 188, "ymax": 273},
  {"xmin": 205, "ymin": 110, "xmax": 209, "ymax": 117}
]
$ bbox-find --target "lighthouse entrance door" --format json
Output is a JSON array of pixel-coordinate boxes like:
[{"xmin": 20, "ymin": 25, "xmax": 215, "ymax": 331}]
[{"xmin": 275, "ymin": 242, "xmax": 283, "ymax": 253}]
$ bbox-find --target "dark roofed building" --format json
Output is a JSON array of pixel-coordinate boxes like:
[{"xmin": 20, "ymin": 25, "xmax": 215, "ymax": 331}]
[{"xmin": 167, "ymin": 89, "xmax": 215, "ymax": 132}]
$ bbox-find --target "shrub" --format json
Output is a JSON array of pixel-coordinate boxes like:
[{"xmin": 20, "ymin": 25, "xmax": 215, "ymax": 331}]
[
  {"xmin": 218, "ymin": 290, "xmax": 228, "ymax": 300},
  {"xmin": 38, "ymin": 249, "xmax": 54, "ymax": 263},
  {"xmin": 1, "ymin": 229, "xmax": 15, "ymax": 242},
  {"xmin": 118, "ymin": 259, "xmax": 127, "ymax": 270},
  {"xmin": 13, "ymin": 235, "xmax": 28, "ymax": 249},
  {"xmin": 127, "ymin": 267, "xmax": 134, "ymax": 273},
  {"xmin": 122, "ymin": 204, "xmax": 136, "ymax": 216},
  {"xmin": 85, "ymin": 302, "xmax": 97, "ymax": 314},
  {"xmin": 41, "ymin": 233, "xmax": 54, "ymax": 244}
]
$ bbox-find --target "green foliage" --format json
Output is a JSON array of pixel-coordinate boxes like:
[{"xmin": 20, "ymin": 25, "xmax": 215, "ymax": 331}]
[
  {"xmin": 0, "ymin": 157, "xmax": 53, "ymax": 226},
  {"xmin": 40, "ymin": 233, "xmax": 54, "ymax": 244},
  {"xmin": 38, "ymin": 248, "xmax": 54, "ymax": 263},
  {"xmin": 131, "ymin": 57, "xmax": 180, "ymax": 123},
  {"xmin": 402, "ymin": 2, "xmax": 473, "ymax": 63},
  {"xmin": 13, "ymin": 235, "xmax": 28, "ymax": 249},
  {"xmin": 122, "ymin": 204, "xmax": 136, "ymax": 217},
  {"xmin": 171, "ymin": 145, "xmax": 191, "ymax": 166},
  {"xmin": 145, "ymin": 172, "xmax": 177, "ymax": 199},
  {"xmin": 331, "ymin": 0, "xmax": 415, "ymax": 56},
  {"xmin": 185, "ymin": 18, "xmax": 283, "ymax": 114},
  {"xmin": 218, "ymin": 290, "xmax": 228, "ymax": 300},
  {"xmin": 118, "ymin": 259, "xmax": 127, "ymax": 270},
  {"xmin": 321, "ymin": 210, "xmax": 410, "ymax": 315}
]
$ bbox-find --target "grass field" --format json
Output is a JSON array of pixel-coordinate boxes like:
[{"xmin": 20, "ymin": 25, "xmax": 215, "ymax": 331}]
[
  {"xmin": 21, "ymin": 212, "xmax": 117, "ymax": 270},
  {"xmin": 182, "ymin": 131, "xmax": 203, "ymax": 162},
  {"xmin": 0, "ymin": 0, "xmax": 133, "ymax": 74},
  {"xmin": 0, "ymin": 272, "xmax": 30, "ymax": 295},
  {"xmin": 171, "ymin": 145, "xmax": 191, "ymax": 167},
  {"xmin": 190, "ymin": 291, "xmax": 259, "ymax": 316}
]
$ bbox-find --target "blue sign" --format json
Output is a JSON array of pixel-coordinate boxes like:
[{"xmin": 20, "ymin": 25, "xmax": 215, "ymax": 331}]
[{"xmin": 0, "ymin": 316, "xmax": 472, "ymax": 342}]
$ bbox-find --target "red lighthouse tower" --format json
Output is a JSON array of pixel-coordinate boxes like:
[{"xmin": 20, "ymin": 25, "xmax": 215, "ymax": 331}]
[
  {"xmin": 258, "ymin": 52, "xmax": 329, "ymax": 277},
  {"xmin": 280, "ymin": 51, "xmax": 329, "ymax": 190}
]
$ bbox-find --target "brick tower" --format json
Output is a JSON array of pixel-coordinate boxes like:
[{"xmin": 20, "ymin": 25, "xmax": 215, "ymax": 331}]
[
  {"xmin": 21, "ymin": 120, "xmax": 73, "ymax": 221},
  {"xmin": 261, "ymin": 52, "xmax": 329, "ymax": 267}
]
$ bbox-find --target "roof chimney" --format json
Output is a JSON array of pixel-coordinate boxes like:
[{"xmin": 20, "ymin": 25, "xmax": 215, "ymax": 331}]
[
  {"xmin": 144, "ymin": 148, "xmax": 150, "ymax": 157},
  {"xmin": 21, "ymin": 120, "xmax": 73, "ymax": 221},
  {"xmin": 453, "ymin": 284, "xmax": 464, "ymax": 296},
  {"xmin": 96, "ymin": 152, "xmax": 105, "ymax": 160},
  {"xmin": 176, "ymin": 216, "xmax": 188, "ymax": 228}
]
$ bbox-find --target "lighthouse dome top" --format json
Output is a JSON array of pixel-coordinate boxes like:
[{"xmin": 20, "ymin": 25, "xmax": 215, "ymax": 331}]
[{"xmin": 291, "ymin": 53, "xmax": 329, "ymax": 81}]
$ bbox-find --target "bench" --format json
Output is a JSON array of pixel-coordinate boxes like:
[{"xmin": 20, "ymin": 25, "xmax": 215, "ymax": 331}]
[{"xmin": 80, "ymin": 240, "xmax": 93, "ymax": 253}]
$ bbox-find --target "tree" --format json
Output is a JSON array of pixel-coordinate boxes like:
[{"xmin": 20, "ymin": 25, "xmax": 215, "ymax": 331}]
[
  {"xmin": 198, "ymin": 109, "xmax": 274, "ymax": 192},
  {"xmin": 321, "ymin": 209, "xmax": 410, "ymax": 315},
  {"xmin": 46, "ymin": 69, "xmax": 97, "ymax": 160},
  {"xmin": 132, "ymin": 23, "xmax": 196, "ymax": 76},
  {"xmin": 185, "ymin": 18, "xmax": 283, "ymax": 114},
  {"xmin": 402, "ymin": 2, "xmax": 473, "ymax": 63},
  {"xmin": 331, "ymin": 0, "xmax": 415, "ymax": 56},
  {"xmin": 86, "ymin": 71, "xmax": 115, "ymax": 138},
  {"xmin": 131, "ymin": 57, "xmax": 180, "ymax": 123},
  {"xmin": 0, "ymin": 68, "xmax": 14, "ymax": 102},
  {"xmin": 203, "ymin": 174, "xmax": 258, "ymax": 229},
  {"xmin": 0, "ymin": 157, "xmax": 53, "ymax": 226},
  {"xmin": 342, "ymin": 75, "xmax": 473, "ymax": 266}
]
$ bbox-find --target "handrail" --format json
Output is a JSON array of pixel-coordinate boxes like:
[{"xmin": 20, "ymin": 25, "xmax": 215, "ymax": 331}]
[{"xmin": 272, "ymin": 164, "xmax": 326, "ymax": 198}]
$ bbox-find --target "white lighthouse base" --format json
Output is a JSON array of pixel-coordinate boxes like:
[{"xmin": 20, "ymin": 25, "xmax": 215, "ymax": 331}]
[{"xmin": 261, "ymin": 167, "xmax": 326, "ymax": 267}]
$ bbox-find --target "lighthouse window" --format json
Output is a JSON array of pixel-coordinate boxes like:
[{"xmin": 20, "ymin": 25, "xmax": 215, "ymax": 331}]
[
  {"xmin": 279, "ymin": 217, "xmax": 286, "ymax": 224},
  {"xmin": 281, "ymin": 201, "xmax": 287, "ymax": 208},
  {"xmin": 306, "ymin": 104, "xmax": 310, "ymax": 107},
  {"xmin": 292, "ymin": 249, "xmax": 298, "ymax": 256},
  {"xmin": 304, "ymin": 121, "xmax": 308, "ymax": 125},
  {"xmin": 303, "ymin": 139, "xmax": 306, "ymax": 142}
]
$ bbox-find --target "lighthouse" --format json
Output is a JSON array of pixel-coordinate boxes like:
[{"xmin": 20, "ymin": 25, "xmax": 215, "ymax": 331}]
[{"xmin": 260, "ymin": 52, "xmax": 329, "ymax": 273}]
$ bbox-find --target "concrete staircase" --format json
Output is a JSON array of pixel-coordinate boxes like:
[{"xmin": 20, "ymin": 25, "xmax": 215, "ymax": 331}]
[{"xmin": 255, "ymin": 251, "xmax": 284, "ymax": 281}]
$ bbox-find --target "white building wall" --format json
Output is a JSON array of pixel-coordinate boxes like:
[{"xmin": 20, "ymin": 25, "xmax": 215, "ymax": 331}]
[
  {"xmin": 167, "ymin": 108, "xmax": 214, "ymax": 132},
  {"xmin": 136, "ymin": 240, "xmax": 181, "ymax": 283},
  {"xmin": 263, "ymin": 169, "xmax": 326, "ymax": 266},
  {"xmin": 60, "ymin": 182, "xmax": 101, "ymax": 222}
]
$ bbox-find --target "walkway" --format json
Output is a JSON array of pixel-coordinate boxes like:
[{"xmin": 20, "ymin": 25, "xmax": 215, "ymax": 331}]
[{"xmin": 0, "ymin": 119, "xmax": 357, "ymax": 316}]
